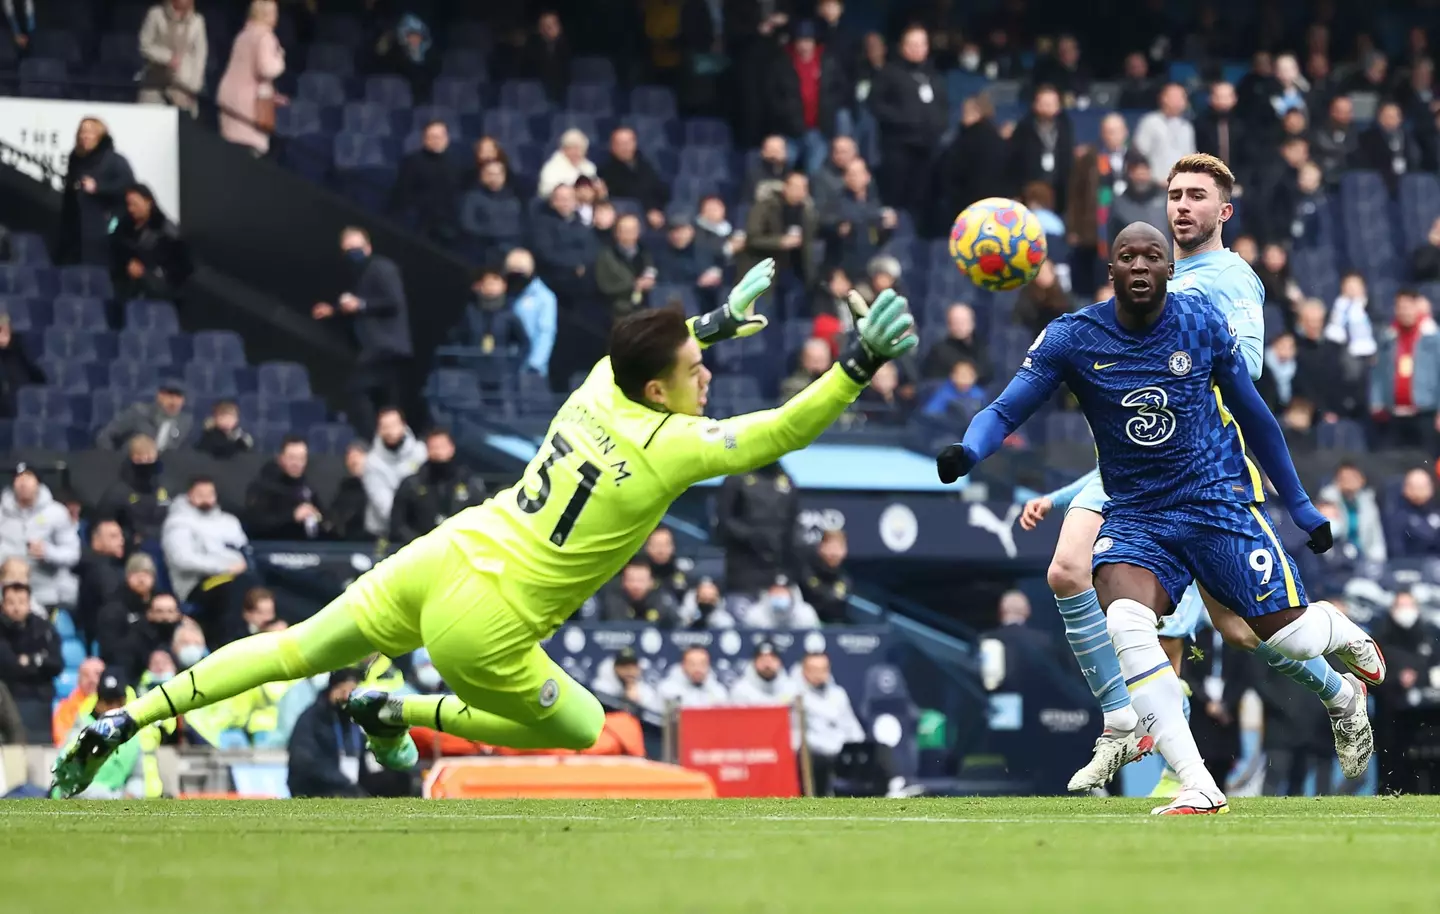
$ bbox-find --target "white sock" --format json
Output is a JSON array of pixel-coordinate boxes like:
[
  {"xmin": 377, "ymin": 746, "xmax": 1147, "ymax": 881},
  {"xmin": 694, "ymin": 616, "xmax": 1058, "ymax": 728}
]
[
  {"xmin": 1266, "ymin": 602, "xmax": 1370, "ymax": 660},
  {"xmin": 1104, "ymin": 706, "xmax": 1139, "ymax": 732},
  {"xmin": 1107, "ymin": 599, "xmax": 1220, "ymax": 795},
  {"xmin": 1322, "ymin": 678, "xmax": 1356, "ymax": 712}
]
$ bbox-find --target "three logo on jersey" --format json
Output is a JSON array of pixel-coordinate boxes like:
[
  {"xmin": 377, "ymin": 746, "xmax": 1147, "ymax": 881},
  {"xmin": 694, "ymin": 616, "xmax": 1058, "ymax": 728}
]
[{"xmin": 1096, "ymin": 349, "xmax": 1194, "ymax": 447}]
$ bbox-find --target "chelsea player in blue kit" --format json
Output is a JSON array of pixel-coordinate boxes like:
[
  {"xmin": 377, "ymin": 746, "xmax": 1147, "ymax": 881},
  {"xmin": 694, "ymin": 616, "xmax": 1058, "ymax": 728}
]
[
  {"xmin": 1018, "ymin": 156, "xmax": 1378, "ymax": 795},
  {"xmin": 937, "ymin": 222, "xmax": 1385, "ymax": 815}
]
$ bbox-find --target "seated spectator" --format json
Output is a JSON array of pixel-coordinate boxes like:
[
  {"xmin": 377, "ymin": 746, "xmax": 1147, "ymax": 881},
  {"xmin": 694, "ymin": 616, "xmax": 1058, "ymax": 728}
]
[
  {"xmin": 96, "ymin": 381, "xmax": 191, "ymax": 452},
  {"xmin": 0, "ymin": 581, "xmax": 61, "ymax": 742},
  {"xmin": 695, "ymin": 195, "xmax": 743, "ymax": 266},
  {"xmin": 363, "ymin": 407, "xmax": 427, "ymax": 539},
  {"xmin": 52, "ymin": 656, "xmax": 104, "ymax": 748},
  {"xmin": 1014, "ymin": 261, "xmax": 1071, "ymax": 335},
  {"xmin": 171, "ymin": 617, "xmax": 208, "ymax": 671},
  {"xmin": 326, "ymin": 440, "xmax": 370, "ymax": 542},
  {"xmin": 797, "ymin": 650, "xmax": 864, "ymax": 796},
  {"xmin": 729, "ymin": 641, "xmax": 798, "ymax": 706},
  {"xmin": 572, "ymin": 175, "xmax": 606, "ymax": 227},
  {"xmin": 652, "ymin": 214, "xmax": 725, "ymax": 309},
  {"xmin": 810, "ymin": 267, "xmax": 855, "ymax": 355},
  {"xmin": 1319, "ymin": 463, "xmax": 1387, "ymax": 563},
  {"xmin": 1258, "ymin": 333, "xmax": 1300, "ymax": 413},
  {"xmin": 1371, "ymin": 288, "xmax": 1440, "ymax": 450},
  {"xmin": 801, "ymin": 529, "xmax": 852, "ymax": 624},
  {"xmin": 0, "ymin": 313, "xmax": 45, "ymax": 420},
  {"xmin": 239, "ymin": 587, "xmax": 276, "ymax": 639},
  {"xmin": 590, "ymin": 647, "xmax": 663, "ymax": 716},
  {"xmin": 922, "ymin": 303, "xmax": 990, "ymax": 382},
  {"xmin": 110, "ymin": 184, "xmax": 193, "ymax": 304},
  {"xmin": 389, "ymin": 120, "xmax": 461, "ymax": 246},
  {"xmin": 657, "ymin": 645, "xmax": 728, "ymax": 707},
  {"xmin": 0, "ymin": 558, "xmax": 42, "ymax": 618},
  {"xmin": 389, "ymin": 428, "xmax": 485, "ymax": 545},
  {"xmin": 244, "ymin": 436, "xmax": 326, "ymax": 540},
  {"xmin": 596, "ymin": 127, "xmax": 670, "ymax": 230},
  {"xmin": 287, "ymin": 667, "xmax": 367, "ymax": 798},
  {"xmin": 595, "ymin": 214, "xmax": 656, "ymax": 318},
  {"xmin": 734, "ymin": 576, "xmax": 820, "ymax": 630},
  {"xmin": 822, "ymin": 158, "xmax": 895, "ymax": 280},
  {"xmin": 97, "ymin": 435, "xmax": 171, "ymax": 546},
  {"xmin": 640, "ymin": 526, "xmax": 690, "ymax": 604},
  {"xmin": 859, "ymin": 253, "xmax": 902, "ymax": 304},
  {"xmin": 1327, "ymin": 273, "xmax": 1378, "ymax": 360},
  {"xmin": 1106, "ymin": 153, "xmax": 1168, "ymax": 248},
  {"xmin": 452, "ymin": 266, "xmax": 530, "ymax": 356},
  {"xmin": 746, "ymin": 172, "xmax": 818, "ymax": 294},
  {"xmin": 601, "ymin": 561, "xmax": 678, "ymax": 627},
  {"xmin": 678, "ymin": 577, "xmax": 736, "ymax": 630},
  {"xmin": 923, "ymin": 359, "xmax": 986, "ymax": 418},
  {"xmin": 162, "ymin": 476, "xmax": 249, "ymax": 647},
  {"xmin": 1357, "ymin": 102, "xmax": 1421, "ymax": 196},
  {"xmin": 537, "ymin": 128, "xmax": 597, "ymax": 199},
  {"xmin": 95, "ymin": 554, "xmax": 155, "ymax": 663},
  {"xmin": 855, "ymin": 361, "xmax": 908, "ymax": 426},
  {"xmin": 591, "ymin": 199, "xmax": 617, "ymax": 242},
  {"xmin": 464, "ymin": 136, "xmax": 511, "ymax": 187},
  {"xmin": 811, "ymin": 136, "xmax": 859, "ymax": 218},
  {"xmin": 531, "ymin": 183, "xmax": 599, "ymax": 300},
  {"xmin": 138, "ymin": 647, "xmax": 176, "ymax": 697},
  {"xmin": 460, "ymin": 160, "xmax": 524, "ymax": 260},
  {"xmin": 1255, "ymin": 243, "xmax": 1303, "ymax": 316},
  {"xmin": 0, "ymin": 463, "xmax": 80, "ymax": 609},
  {"xmin": 1387, "ymin": 468, "xmax": 1440, "ymax": 559},
  {"xmin": 101, "ymin": 590, "xmax": 181, "ymax": 683},
  {"xmin": 781, "ymin": 337, "xmax": 834, "ymax": 402},
  {"xmin": 75, "ymin": 519, "xmax": 127, "ymax": 646},
  {"xmin": 1280, "ymin": 395, "xmax": 1317, "ymax": 453},
  {"xmin": 1411, "ymin": 216, "xmax": 1440, "ymax": 283},
  {"xmin": 194, "ymin": 399, "xmax": 254, "ymax": 460},
  {"xmin": 743, "ymin": 135, "xmax": 791, "ymax": 204},
  {"xmin": 503, "ymin": 248, "xmax": 557, "ymax": 378}
]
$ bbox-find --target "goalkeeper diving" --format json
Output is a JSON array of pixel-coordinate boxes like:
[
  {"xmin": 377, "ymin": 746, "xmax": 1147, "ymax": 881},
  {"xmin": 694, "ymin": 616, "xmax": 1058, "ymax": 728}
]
[{"xmin": 52, "ymin": 259, "xmax": 918, "ymax": 796}]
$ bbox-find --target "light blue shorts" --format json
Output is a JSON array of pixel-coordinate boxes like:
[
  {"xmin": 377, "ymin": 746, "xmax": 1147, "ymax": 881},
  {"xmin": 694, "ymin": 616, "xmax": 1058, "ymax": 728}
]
[
  {"xmin": 1067, "ymin": 474, "xmax": 1108, "ymax": 515},
  {"xmin": 1157, "ymin": 583, "xmax": 1209, "ymax": 639}
]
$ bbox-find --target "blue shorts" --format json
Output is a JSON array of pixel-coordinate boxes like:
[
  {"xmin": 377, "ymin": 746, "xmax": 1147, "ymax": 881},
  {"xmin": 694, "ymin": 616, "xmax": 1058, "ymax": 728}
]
[
  {"xmin": 1091, "ymin": 501, "xmax": 1307, "ymax": 619},
  {"xmin": 1157, "ymin": 583, "xmax": 1208, "ymax": 639},
  {"xmin": 1068, "ymin": 474, "xmax": 1108, "ymax": 515}
]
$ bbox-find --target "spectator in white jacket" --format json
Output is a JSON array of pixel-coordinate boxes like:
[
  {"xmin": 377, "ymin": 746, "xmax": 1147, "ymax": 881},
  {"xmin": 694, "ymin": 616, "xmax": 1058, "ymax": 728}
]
[
  {"xmin": 728, "ymin": 641, "xmax": 798, "ymax": 705},
  {"xmin": 1133, "ymin": 83, "xmax": 1196, "ymax": 179},
  {"xmin": 536, "ymin": 129, "xmax": 598, "ymax": 199},
  {"xmin": 1326, "ymin": 273, "xmax": 1379, "ymax": 359},
  {"xmin": 658, "ymin": 645, "xmax": 729, "ymax": 707},
  {"xmin": 733, "ymin": 577, "xmax": 821, "ymax": 630},
  {"xmin": 590, "ymin": 647, "xmax": 664, "ymax": 716},
  {"xmin": 798, "ymin": 651, "xmax": 865, "ymax": 795},
  {"xmin": 362, "ymin": 407, "xmax": 427, "ymax": 538},
  {"xmin": 161, "ymin": 477, "xmax": 248, "ymax": 602},
  {"xmin": 138, "ymin": 0, "xmax": 208, "ymax": 115},
  {"xmin": 0, "ymin": 465, "xmax": 80, "ymax": 608}
]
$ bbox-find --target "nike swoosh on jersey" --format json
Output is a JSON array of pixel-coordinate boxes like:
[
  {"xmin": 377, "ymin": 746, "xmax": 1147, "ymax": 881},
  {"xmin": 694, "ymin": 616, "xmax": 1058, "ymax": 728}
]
[
  {"xmin": 1093, "ymin": 361, "xmax": 1119, "ymax": 370},
  {"xmin": 1256, "ymin": 589, "xmax": 1277, "ymax": 602}
]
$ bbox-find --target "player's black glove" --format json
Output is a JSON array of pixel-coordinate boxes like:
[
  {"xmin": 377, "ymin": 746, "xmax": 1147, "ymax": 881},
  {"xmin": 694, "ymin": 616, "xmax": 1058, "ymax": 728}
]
[
  {"xmin": 1305, "ymin": 520, "xmax": 1333, "ymax": 555},
  {"xmin": 936, "ymin": 443, "xmax": 977, "ymax": 484}
]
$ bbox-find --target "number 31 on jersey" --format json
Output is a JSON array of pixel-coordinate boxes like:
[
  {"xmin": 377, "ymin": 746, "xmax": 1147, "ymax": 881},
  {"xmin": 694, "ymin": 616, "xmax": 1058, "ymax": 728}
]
[{"xmin": 517, "ymin": 433, "xmax": 600, "ymax": 546}]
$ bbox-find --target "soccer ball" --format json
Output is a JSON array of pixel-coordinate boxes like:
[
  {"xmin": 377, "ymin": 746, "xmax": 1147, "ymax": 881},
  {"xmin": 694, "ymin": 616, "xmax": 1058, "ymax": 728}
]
[{"xmin": 949, "ymin": 197, "xmax": 1048, "ymax": 291}]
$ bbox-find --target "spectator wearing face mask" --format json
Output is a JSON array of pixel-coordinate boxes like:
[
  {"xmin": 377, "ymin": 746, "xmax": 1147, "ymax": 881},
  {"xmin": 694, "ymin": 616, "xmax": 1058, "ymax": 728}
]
[
  {"xmin": 658, "ymin": 645, "xmax": 729, "ymax": 708},
  {"xmin": 504, "ymin": 248, "xmax": 557, "ymax": 378},
  {"xmin": 362, "ymin": 407, "xmax": 427, "ymax": 540},
  {"xmin": 678, "ymin": 577, "xmax": 736, "ymax": 630},
  {"xmin": 729, "ymin": 641, "xmax": 798, "ymax": 706},
  {"xmin": 162, "ymin": 476, "xmax": 249, "ymax": 647},
  {"xmin": 735, "ymin": 577, "xmax": 820, "ymax": 630},
  {"xmin": 170, "ymin": 617, "xmax": 208, "ymax": 672},
  {"xmin": 388, "ymin": 428, "xmax": 485, "ymax": 545},
  {"xmin": 590, "ymin": 647, "xmax": 663, "ymax": 717},
  {"xmin": 1371, "ymin": 590, "xmax": 1440, "ymax": 794},
  {"xmin": 100, "ymin": 590, "xmax": 182, "ymax": 683},
  {"xmin": 451, "ymin": 266, "xmax": 529, "ymax": 357},
  {"xmin": 97, "ymin": 435, "xmax": 171, "ymax": 546},
  {"xmin": 327, "ymin": 441, "xmax": 370, "ymax": 542},
  {"xmin": 194, "ymin": 400, "xmax": 254, "ymax": 460},
  {"xmin": 0, "ymin": 463, "xmax": 80, "ymax": 610},
  {"xmin": 0, "ymin": 581, "xmax": 60, "ymax": 742},
  {"xmin": 601, "ymin": 561, "xmax": 679, "ymax": 627}
]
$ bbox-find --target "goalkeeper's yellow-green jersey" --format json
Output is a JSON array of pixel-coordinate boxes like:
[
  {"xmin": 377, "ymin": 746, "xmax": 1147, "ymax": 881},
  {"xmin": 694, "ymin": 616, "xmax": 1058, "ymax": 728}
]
[{"xmin": 441, "ymin": 357, "xmax": 863, "ymax": 636}]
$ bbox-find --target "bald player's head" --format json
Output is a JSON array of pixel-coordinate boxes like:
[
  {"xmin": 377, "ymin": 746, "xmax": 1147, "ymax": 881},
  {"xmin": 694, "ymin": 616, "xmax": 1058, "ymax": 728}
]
[{"xmin": 1109, "ymin": 222, "xmax": 1173, "ymax": 316}]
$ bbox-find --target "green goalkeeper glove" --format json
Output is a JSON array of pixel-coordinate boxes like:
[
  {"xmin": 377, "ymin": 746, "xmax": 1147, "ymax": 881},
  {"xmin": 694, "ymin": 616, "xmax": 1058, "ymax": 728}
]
[
  {"xmin": 688, "ymin": 258, "xmax": 775, "ymax": 348},
  {"xmin": 838, "ymin": 289, "xmax": 918, "ymax": 384}
]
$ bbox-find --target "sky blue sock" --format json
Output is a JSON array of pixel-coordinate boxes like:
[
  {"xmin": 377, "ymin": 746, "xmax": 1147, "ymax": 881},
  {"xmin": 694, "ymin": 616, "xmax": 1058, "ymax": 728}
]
[
  {"xmin": 1057, "ymin": 589, "xmax": 1130, "ymax": 713},
  {"xmin": 1252, "ymin": 640, "xmax": 1343, "ymax": 701}
]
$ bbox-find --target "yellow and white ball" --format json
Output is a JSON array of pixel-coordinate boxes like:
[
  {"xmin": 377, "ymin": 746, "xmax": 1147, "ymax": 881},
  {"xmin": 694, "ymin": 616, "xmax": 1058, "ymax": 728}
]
[{"xmin": 949, "ymin": 197, "xmax": 1049, "ymax": 291}]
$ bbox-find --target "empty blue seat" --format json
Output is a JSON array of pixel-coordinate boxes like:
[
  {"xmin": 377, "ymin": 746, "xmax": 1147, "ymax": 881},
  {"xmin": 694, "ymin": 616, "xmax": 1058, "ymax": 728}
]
[
  {"xmin": 305, "ymin": 42, "xmax": 354, "ymax": 76},
  {"xmin": 481, "ymin": 109, "xmax": 533, "ymax": 146},
  {"xmin": 60, "ymin": 638, "xmax": 86, "ymax": 668},
  {"xmin": 275, "ymin": 99, "xmax": 324, "ymax": 138},
  {"xmin": 0, "ymin": 265, "xmax": 41, "ymax": 297},
  {"xmin": 109, "ymin": 360, "xmax": 160, "ymax": 395},
  {"xmin": 6, "ymin": 232, "xmax": 50, "ymax": 266},
  {"xmin": 31, "ymin": 31, "xmax": 80, "ymax": 64},
  {"xmin": 184, "ymin": 362, "xmax": 238, "ymax": 398},
  {"xmin": 124, "ymin": 300, "xmax": 180, "ymax": 334},
  {"xmin": 333, "ymin": 132, "xmax": 394, "ymax": 169},
  {"xmin": 566, "ymin": 83, "xmax": 614, "ymax": 117},
  {"xmin": 43, "ymin": 328, "xmax": 99, "ymax": 362},
  {"xmin": 58, "ymin": 265, "xmax": 112, "ymax": 298},
  {"xmin": 192, "ymin": 330, "xmax": 246, "ymax": 366},
  {"xmin": 238, "ymin": 394, "xmax": 292, "ymax": 425},
  {"xmin": 446, "ymin": 20, "xmax": 492, "ymax": 50},
  {"xmin": 51, "ymin": 296, "xmax": 107, "ymax": 331},
  {"xmin": 431, "ymin": 76, "xmax": 485, "ymax": 114},
  {"xmin": 100, "ymin": 31, "xmax": 142, "ymax": 65},
  {"xmin": 297, "ymin": 71, "xmax": 346, "ymax": 107},
  {"xmin": 257, "ymin": 361, "xmax": 312, "ymax": 400},
  {"xmin": 433, "ymin": 368, "xmax": 482, "ymax": 410},
  {"xmin": 365, "ymin": 74, "xmax": 413, "ymax": 109},
  {"xmin": 683, "ymin": 118, "xmax": 732, "ymax": 148},
  {"xmin": 53, "ymin": 669, "xmax": 78, "ymax": 696},
  {"xmin": 51, "ymin": 608, "xmax": 76, "ymax": 639},
  {"xmin": 1318, "ymin": 419, "xmax": 1368, "ymax": 452},
  {"xmin": 252, "ymin": 421, "xmax": 294, "ymax": 454},
  {"xmin": 11, "ymin": 418, "xmax": 67, "ymax": 449},
  {"xmin": 17, "ymin": 385, "xmax": 71, "ymax": 422},
  {"xmin": 18, "ymin": 57, "xmax": 68, "ymax": 97},
  {"xmin": 290, "ymin": 398, "xmax": 327, "ymax": 429},
  {"xmin": 89, "ymin": 389, "xmax": 131, "ymax": 430},
  {"xmin": 117, "ymin": 330, "xmax": 175, "ymax": 366},
  {"xmin": 549, "ymin": 111, "xmax": 600, "ymax": 147},
  {"xmin": 441, "ymin": 49, "xmax": 487, "ymax": 79},
  {"xmin": 499, "ymin": 79, "xmax": 549, "ymax": 115},
  {"xmin": 630, "ymin": 86, "xmax": 677, "ymax": 120},
  {"xmin": 0, "ymin": 297, "xmax": 31, "ymax": 331},
  {"xmin": 571, "ymin": 56, "xmax": 616, "ymax": 87},
  {"xmin": 678, "ymin": 146, "xmax": 731, "ymax": 181},
  {"xmin": 40, "ymin": 360, "xmax": 91, "ymax": 394},
  {"xmin": 315, "ymin": 15, "xmax": 364, "ymax": 48},
  {"xmin": 307, "ymin": 422, "xmax": 356, "ymax": 455},
  {"xmin": 342, "ymin": 101, "xmax": 393, "ymax": 136}
]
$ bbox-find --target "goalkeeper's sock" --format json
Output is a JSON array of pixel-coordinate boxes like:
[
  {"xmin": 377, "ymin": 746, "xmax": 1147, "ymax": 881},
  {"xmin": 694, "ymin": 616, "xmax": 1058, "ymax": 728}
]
[
  {"xmin": 1057, "ymin": 589, "xmax": 1136, "ymax": 732},
  {"xmin": 1251, "ymin": 639, "xmax": 1350, "ymax": 709},
  {"xmin": 395, "ymin": 693, "xmax": 606, "ymax": 752}
]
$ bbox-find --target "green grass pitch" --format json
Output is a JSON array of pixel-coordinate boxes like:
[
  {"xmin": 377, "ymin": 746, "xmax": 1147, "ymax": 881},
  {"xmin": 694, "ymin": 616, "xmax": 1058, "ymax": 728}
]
[{"xmin": 5, "ymin": 796, "xmax": 1440, "ymax": 913}]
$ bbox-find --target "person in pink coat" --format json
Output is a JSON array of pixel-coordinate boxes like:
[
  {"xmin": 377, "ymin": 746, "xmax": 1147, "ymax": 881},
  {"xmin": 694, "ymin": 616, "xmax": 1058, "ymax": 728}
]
[{"xmin": 217, "ymin": 0, "xmax": 286, "ymax": 155}]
